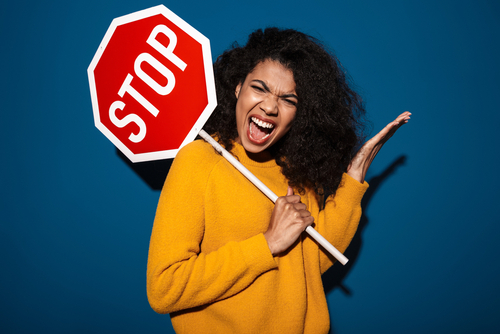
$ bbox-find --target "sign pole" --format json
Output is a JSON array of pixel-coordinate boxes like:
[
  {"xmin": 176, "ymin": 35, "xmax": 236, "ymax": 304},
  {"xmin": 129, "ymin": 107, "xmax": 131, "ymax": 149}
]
[{"xmin": 198, "ymin": 130, "xmax": 349, "ymax": 265}]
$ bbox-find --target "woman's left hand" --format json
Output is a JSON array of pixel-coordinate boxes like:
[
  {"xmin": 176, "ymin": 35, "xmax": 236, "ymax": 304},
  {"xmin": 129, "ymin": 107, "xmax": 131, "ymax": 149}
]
[{"xmin": 347, "ymin": 111, "xmax": 411, "ymax": 183}]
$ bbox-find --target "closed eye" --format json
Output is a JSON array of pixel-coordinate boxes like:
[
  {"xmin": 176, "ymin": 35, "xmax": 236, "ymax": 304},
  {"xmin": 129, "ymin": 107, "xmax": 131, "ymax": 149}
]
[
  {"xmin": 280, "ymin": 94, "xmax": 298, "ymax": 107},
  {"xmin": 251, "ymin": 85, "xmax": 265, "ymax": 93}
]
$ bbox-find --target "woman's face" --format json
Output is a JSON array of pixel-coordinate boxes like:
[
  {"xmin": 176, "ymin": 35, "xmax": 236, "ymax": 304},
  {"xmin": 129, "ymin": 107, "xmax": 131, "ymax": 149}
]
[{"xmin": 235, "ymin": 60, "xmax": 298, "ymax": 155}]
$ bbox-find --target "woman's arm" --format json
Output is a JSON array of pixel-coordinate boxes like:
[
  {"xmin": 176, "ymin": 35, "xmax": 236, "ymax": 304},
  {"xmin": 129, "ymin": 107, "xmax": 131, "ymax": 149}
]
[
  {"xmin": 147, "ymin": 142, "xmax": 277, "ymax": 314},
  {"xmin": 317, "ymin": 112, "xmax": 411, "ymax": 272},
  {"xmin": 347, "ymin": 112, "xmax": 411, "ymax": 183}
]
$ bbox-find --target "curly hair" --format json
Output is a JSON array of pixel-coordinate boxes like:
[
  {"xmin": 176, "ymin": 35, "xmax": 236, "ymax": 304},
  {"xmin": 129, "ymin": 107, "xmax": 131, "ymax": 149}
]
[{"xmin": 203, "ymin": 27, "xmax": 367, "ymax": 195}]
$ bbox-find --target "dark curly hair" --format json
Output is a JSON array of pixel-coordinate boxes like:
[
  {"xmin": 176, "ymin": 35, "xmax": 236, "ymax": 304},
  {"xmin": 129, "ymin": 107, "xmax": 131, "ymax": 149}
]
[{"xmin": 203, "ymin": 27, "xmax": 367, "ymax": 195}]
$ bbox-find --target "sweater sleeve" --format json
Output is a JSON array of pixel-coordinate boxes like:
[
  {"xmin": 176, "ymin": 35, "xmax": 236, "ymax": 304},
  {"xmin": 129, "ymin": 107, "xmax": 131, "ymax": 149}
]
[
  {"xmin": 146, "ymin": 142, "xmax": 277, "ymax": 314},
  {"xmin": 315, "ymin": 173, "xmax": 368, "ymax": 273}
]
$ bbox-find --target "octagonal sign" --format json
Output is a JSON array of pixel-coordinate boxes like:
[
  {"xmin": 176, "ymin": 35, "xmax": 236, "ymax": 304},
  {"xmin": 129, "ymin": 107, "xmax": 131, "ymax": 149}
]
[{"xmin": 88, "ymin": 5, "xmax": 216, "ymax": 162}]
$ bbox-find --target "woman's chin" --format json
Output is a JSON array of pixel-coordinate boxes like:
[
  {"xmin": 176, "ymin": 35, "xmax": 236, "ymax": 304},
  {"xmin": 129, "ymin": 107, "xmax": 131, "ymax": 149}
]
[{"xmin": 243, "ymin": 135, "xmax": 271, "ymax": 152}]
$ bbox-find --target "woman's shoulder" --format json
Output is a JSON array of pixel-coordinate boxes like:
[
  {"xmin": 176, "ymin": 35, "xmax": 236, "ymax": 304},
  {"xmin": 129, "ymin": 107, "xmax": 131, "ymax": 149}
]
[
  {"xmin": 165, "ymin": 139, "xmax": 225, "ymax": 186},
  {"xmin": 174, "ymin": 138, "xmax": 224, "ymax": 167}
]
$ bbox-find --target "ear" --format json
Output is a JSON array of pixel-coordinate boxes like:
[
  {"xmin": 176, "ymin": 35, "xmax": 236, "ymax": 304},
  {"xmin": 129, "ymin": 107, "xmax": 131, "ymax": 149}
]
[{"xmin": 235, "ymin": 82, "xmax": 242, "ymax": 99}]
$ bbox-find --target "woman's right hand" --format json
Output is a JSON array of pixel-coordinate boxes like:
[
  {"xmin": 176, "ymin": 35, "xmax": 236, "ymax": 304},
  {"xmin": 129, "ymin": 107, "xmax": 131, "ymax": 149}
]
[{"xmin": 264, "ymin": 187, "xmax": 314, "ymax": 256}]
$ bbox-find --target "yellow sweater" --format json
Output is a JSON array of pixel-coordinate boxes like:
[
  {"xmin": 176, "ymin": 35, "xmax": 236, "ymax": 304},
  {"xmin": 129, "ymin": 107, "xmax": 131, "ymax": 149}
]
[{"xmin": 147, "ymin": 139, "xmax": 368, "ymax": 334}]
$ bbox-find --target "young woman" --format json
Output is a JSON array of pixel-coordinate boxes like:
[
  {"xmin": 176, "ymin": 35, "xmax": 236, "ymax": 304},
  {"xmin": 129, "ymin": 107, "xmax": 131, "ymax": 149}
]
[{"xmin": 147, "ymin": 27, "xmax": 410, "ymax": 333}]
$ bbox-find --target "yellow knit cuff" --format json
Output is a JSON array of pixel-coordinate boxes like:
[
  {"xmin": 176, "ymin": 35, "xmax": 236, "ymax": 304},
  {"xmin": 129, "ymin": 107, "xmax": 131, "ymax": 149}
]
[
  {"xmin": 239, "ymin": 233, "xmax": 278, "ymax": 274},
  {"xmin": 338, "ymin": 173, "xmax": 369, "ymax": 203}
]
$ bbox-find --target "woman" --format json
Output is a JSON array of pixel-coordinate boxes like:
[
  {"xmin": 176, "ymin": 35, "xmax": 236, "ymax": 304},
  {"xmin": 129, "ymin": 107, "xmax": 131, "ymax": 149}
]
[{"xmin": 147, "ymin": 27, "xmax": 410, "ymax": 333}]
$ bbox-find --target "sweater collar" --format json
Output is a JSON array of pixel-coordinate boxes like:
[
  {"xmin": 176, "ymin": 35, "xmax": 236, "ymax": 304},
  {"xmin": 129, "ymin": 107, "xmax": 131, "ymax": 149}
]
[{"xmin": 231, "ymin": 141, "xmax": 279, "ymax": 168}]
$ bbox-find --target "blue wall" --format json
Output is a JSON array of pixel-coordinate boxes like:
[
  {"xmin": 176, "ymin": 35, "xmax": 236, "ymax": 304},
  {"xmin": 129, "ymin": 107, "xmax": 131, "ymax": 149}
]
[{"xmin": 1, "ymin": 0, "xmax": 499, "ymax": 333}]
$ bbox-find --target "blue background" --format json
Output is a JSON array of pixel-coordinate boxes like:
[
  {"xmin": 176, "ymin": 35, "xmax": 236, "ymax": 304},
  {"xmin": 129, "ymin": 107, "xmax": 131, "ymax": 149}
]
[{"xmin": 1, "ymin": 0, "xmax": 499, "ymax": 333}]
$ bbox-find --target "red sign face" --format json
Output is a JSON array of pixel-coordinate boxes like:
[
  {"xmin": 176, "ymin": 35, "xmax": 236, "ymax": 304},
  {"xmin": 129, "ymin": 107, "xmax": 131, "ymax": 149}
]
[{"xmin": 88, "ymin": 5, "xmax": 216, "ymax": 162}]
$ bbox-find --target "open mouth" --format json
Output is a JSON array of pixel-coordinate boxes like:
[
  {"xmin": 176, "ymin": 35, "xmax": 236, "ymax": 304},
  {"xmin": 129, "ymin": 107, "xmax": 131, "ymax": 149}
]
[{"xmin": 248, "ymin": 116, "xmax": 275, "ymax": 143}]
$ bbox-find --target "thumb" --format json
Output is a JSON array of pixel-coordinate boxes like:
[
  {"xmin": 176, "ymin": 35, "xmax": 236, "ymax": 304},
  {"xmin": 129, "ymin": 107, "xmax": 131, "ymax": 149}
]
[{"xmin": 287, "ymin": 186, "xmax": 294, "ymax": 196}]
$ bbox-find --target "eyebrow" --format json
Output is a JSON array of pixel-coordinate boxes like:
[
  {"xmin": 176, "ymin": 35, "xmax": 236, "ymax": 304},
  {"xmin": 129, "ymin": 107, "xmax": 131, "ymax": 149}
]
[{"xmin": 252, "ymin": 80, "xmax": 298, "ymax": 100}]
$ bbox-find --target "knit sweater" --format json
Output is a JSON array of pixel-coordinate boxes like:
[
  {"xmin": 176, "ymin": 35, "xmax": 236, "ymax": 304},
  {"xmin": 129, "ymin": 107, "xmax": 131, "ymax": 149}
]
[{"xmin": 147, "ymin": 139, "xmax": 368, "ymax": 334}]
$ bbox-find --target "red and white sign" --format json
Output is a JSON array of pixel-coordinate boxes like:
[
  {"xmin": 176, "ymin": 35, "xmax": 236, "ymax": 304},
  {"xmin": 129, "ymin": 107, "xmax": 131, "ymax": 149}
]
[{"xmin": 88, "ymin": 5, "xmax": 216, "ymax": 162}]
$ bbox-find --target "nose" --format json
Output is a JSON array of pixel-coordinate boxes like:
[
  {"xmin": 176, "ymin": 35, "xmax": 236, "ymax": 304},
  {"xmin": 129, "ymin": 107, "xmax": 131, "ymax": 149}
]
[{"xmin": 259, "ymin": 95, "xmax": 278, "ymax": 116}]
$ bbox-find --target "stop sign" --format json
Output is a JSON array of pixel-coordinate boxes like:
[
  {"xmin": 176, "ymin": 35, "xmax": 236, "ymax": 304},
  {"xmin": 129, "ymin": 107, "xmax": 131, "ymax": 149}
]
[{"xmin": 88, "ymin": 5, "xmax": 216, "ymax": 162}]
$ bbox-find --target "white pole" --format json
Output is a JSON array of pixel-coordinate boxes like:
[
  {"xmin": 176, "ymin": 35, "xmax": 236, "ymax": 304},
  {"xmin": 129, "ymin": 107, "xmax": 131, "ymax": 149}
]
[{"xmin": 198, "ymin": 130, "xmax": 349, "ymax": 265}]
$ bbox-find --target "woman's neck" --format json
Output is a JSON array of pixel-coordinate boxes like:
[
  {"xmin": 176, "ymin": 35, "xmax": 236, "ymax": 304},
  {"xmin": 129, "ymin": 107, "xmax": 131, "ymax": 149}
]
[{"xmin": 245, "ymin": 150, "xmax": 274, "ymax": 163}]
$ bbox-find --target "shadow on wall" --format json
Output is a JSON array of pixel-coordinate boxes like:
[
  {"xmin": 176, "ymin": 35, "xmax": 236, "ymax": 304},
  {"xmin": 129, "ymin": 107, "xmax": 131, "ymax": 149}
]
[
  {"xmin": 322, "ymin": 155, "xmax": 408, "ymax": 296},
  {"xmin": 117, "ymin": 148, "xmax": 173, "ymax": 190}
]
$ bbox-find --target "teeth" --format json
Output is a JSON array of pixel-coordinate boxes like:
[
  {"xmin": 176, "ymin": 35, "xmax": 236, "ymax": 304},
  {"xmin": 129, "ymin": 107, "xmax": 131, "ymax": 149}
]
[{"xmin": 251, "ymin": 117, "xmax": 274, "ymax": 129}]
